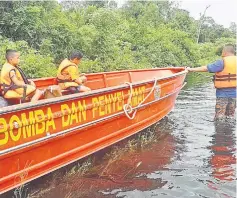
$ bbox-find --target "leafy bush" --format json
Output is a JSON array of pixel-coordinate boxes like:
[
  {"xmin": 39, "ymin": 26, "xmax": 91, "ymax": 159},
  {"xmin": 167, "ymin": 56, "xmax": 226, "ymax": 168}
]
[
  {"xmin": 0, "ymin": 36, "xmax": 56, "ymax": 78},
  {"xmin": 0, "ymin": 1, "xmax": 236, "ymax": 78}
]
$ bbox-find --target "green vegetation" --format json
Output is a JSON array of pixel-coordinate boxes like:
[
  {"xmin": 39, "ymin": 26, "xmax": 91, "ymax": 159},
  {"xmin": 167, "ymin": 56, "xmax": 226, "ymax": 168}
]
[
  {"xmin": 27, "ymin": 121, "xmax": 169, "ymax": 198},
  {"xmin": 0, "ymin": 1, "xmax": 236, "ymax": 78}
]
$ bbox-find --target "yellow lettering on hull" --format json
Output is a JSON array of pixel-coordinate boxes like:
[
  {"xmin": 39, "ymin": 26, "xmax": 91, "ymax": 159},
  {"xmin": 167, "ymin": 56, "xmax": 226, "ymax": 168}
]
[
  {"xmin": 0, "ymin": 86, "xmax": 146, "ymax": 147},
  {"xmin": 0, "ymin": 118, "xmax": 8, "ymax": 146}
]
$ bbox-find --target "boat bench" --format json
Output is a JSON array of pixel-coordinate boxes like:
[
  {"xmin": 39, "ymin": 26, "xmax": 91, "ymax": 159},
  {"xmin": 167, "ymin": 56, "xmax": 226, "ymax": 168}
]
[{"xmin": 0, "ymin": 85, "xmax": 72, "ymax": 106}]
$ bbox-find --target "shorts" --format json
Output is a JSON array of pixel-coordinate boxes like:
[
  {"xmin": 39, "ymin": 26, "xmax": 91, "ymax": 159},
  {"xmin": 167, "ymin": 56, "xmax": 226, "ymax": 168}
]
[
  {"xmin": 215, "ymin": 97, "xmax": 236, "ymax": 119},
  {"xmin": 67, "ymin": 86, "xmax": 81, "ymax": 94}
]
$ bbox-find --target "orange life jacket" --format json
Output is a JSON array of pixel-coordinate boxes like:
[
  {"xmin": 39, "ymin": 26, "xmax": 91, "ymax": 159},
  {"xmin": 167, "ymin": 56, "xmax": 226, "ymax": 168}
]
[
  {"xmin": 0, "ymin": 63, "xmax": 25, "ymax": 96},
  {"xmin": 0, "ymin": 63, "xmax": 35, "ymax": 100},
  {"xmin": 1, "ymin": 63, "xmax": 24, "ymax": 86},
  {"xmin": 214, "ymin": 56, "xmax": 236, "ymax": 89},
  {"xmin": 57, "ymin": 59, "xmax": 77, "ymax": 82},
  {"xmin": 56, "ymin": 59, "xmax": 79, "ymax": 89}
]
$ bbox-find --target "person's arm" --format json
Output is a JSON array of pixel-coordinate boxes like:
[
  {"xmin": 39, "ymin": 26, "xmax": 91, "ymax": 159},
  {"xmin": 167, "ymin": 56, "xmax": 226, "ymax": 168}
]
[
  {"xmin": 68, "ymin": 66, "xmax": 84, "ymax": 85},
  {"xmin": 10, "ymin": 70, "xmax": 26, "ymax": 87},
  {"xmin": 75, "ymin": 78, "xmax": 83, "ymax": 85},
  {"xmin": 187, "ymin": 60, "xmax": 224, "ymax": 73},
  {"xmin": 187, "ymin": 66, "xmax": 208, "ymax": 72}
]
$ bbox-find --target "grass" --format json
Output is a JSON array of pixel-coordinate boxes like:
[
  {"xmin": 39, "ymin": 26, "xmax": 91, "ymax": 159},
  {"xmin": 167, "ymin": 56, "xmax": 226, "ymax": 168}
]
[{"xmin": 12, "ymin": 118, "xmax": 170, "ymax": 198}]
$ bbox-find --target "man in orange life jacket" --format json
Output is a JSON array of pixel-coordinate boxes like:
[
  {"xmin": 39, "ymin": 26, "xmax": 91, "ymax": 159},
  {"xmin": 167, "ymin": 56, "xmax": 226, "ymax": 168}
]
[
  {"xmin": 187, "ymin": 44, "xmax": 236, "ymax": 119},
  {"xmin": 0, "ymin": 49, "xmax": 43, "ymax": 102},
  {"xmin": 57, "ymin": 51, "xmax": 91, "ymax": 93}
]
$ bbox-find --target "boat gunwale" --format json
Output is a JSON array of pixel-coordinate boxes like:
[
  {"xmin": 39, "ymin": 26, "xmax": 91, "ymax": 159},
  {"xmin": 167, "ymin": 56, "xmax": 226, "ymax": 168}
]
[
  {"xmin": 0, "ymin": 82, "xmax": 186, "ymax": 156},
  {"xmin": 0, "ymin": 68, "xmax": 187, "ymax": 115},
  {"xmin": 33, "ymin": 67, "xmax": 186, "ymax": 80}
]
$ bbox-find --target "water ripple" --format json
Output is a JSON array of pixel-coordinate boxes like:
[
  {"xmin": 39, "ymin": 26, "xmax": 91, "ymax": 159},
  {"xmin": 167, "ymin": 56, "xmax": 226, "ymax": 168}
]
[{"xmin": 102, "ymin": 81, "xmax": 236, "ymax": 198}]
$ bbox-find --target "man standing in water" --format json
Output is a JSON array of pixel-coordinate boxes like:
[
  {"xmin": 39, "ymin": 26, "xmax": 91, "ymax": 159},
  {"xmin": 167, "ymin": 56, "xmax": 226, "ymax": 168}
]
[{"xmin": 187, "ymin": 44, "xmax": 236, "ymax": 119}]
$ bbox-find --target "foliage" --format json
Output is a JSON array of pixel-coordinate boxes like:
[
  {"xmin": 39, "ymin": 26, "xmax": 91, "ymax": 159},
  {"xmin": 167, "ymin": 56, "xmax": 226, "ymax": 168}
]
[
  {"xmin": 0, "ymin": 0, "xmax": 236, "ymax": 78},
  {"xmin": 0, "ymin": 36, "xmax": 56, "ymax": 78}
]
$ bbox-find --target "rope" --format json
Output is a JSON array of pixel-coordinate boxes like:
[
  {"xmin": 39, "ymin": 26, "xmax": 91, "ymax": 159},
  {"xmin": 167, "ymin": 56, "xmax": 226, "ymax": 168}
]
[{"xmin": 123, "ymin": 78, "xmax": 158, "ymax": 120}]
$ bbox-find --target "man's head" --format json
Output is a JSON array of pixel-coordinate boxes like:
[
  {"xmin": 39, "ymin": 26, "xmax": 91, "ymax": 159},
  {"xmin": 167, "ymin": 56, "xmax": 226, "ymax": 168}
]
[
  {"xmin": 6, "ymin": 49, "xmax": 20, "ymax": 66},
  {"xmin": 69, "ymin": 51, "xmax": 83, "ymax": 65},
  {"xmin": 221, "ymin": 44, "xmax": 236, "ymax": 57}
]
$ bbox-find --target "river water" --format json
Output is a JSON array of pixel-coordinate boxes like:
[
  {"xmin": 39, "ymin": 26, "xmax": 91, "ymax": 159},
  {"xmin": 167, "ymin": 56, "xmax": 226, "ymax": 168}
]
[
  {"xmin": 92, "ymin": 78, "xmax": 236, "ymax": 198},
  {"xmin": 2, "ymin": 76, "xmax": 236, "ymax": 198},
  {"xmin": 103, "ymin": 80, "xmax": 236, "ymax": 198}
]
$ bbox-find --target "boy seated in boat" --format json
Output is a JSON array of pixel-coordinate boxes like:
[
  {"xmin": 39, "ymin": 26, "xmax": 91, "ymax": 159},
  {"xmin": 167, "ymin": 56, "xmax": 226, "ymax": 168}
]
[
  {"xmin": 0, "ymin": 49, "xmax": 43, "ymax": 102},
  {"xmin": 56, "ymin": 51, "xmax": 91, "ymax": 93}
]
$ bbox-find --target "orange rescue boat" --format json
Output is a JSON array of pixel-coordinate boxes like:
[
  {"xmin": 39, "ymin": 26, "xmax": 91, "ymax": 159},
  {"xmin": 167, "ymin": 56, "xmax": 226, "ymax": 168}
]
[{"xmin": 0, "ymin": 67, "xmax": 187, "ymax": 193}]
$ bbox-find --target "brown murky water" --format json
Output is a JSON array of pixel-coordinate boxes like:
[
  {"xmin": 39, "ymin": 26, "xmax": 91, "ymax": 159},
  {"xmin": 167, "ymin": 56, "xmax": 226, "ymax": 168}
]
[{"xmin": 2, "ymin": 77, "xmax": 236, "ymax": 198}]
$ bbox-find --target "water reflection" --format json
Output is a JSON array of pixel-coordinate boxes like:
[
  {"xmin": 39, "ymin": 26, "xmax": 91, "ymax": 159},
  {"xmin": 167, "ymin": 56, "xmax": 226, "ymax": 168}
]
[
  {"xmin": 96, "ymin": 119, "xmax": 177, "ymax": 197},
  {"xmin": 110, "ymin": 81, "xmax": 236, "ymax": 198},
  {"xmin": 210, "ymin": 120, "xmax": 236, "ymax": 182},
  {"xmin": 9, "ymin": 120, "xmax": 176, "ymax": 198}
]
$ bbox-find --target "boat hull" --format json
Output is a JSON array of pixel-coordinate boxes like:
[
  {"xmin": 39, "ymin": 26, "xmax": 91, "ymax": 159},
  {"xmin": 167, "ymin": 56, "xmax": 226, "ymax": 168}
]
[{"xmin": 0, "ymin": 68, "xmax": 186, "ymax": 193}]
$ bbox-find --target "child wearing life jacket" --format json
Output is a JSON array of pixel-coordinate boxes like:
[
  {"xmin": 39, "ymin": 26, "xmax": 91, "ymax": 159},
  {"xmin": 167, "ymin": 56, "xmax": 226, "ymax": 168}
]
[
  {"xmin": 0, "ymin": 49, "xmax": 43, "ymax": 102},
  {"xmin": 56, "ymin": 51, "xmax": 91, "ymax": 93}
]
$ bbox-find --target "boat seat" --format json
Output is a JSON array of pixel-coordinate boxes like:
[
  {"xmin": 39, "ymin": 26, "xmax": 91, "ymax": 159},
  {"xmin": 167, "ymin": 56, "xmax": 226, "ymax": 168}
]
[
  {"xmin": 0, "ymin": 86, "xmax": 22, "ymax": 105},
  {"xmin": 0, "ymin": 87, "xmax": 74, "ymax": 106},
  {"xmin": 61, "ymin": 89, "xmax": 71, "ymax": 95},
  {"xmin": 0, "ymin": 96, "xmax": 8, "ymax": 107},
  {"xmin": 0, "ymin": 76, "xmax": 89, "ymax": 105},
  {"xmin": 0, "ymin": 89, "xmax": 44, "ymax": 105}
]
